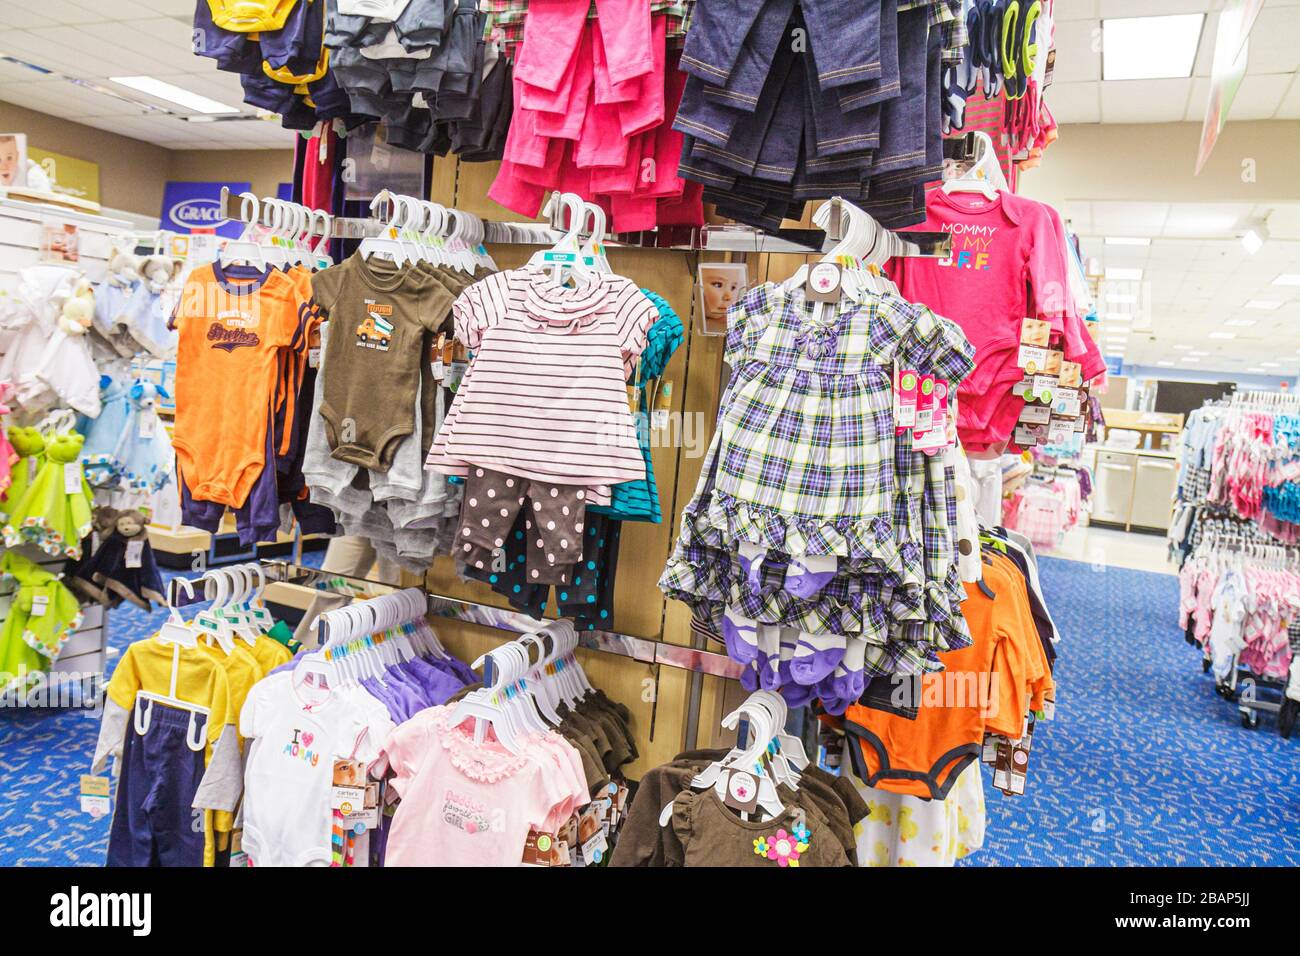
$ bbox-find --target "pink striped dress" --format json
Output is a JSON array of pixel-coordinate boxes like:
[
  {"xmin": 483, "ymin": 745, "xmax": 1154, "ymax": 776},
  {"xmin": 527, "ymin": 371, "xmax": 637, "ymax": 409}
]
[{"xmin": 425, "ymin": 267, "xmax": 656, "ymax": 488}]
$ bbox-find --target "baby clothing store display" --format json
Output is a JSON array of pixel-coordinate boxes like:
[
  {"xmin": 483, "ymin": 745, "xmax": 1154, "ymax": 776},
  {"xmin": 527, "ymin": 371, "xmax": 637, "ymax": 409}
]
[
  {"xmin": 489, "ymin": 6, "xmax": 702, "ymax": 232},
  {"xmin": 0, "ymin": 265, "xmax": 103, "ymax": 419},
  {"xmin": 67, "ymin": 508, "xmax": 166, "ymax": 612},
  {"xmin": 238, "ymin": 667, "xmax": 396, "ymax": 866},
  {"xmin": 171, "ymin": 260, "xmax": 325, "ymax": 548},
  {"xmin": 424, "ymin": 265, "xmax": 662, "ymax": 609},
  {"xmin": 1180, "ymin": 548, "xmax": 1299, "ymax": 686},
  {"xmin": 675, "ymin": 1, "xmax": 963, "ymax": 232},
  {"xmin": 1172, "ymin": 398, "xmax": 1300, "ymax": 562},
  {"xmin": 80, "ymin": 377, "xmax": 175, "ymax": 493},
  {"xmin": 0, "ymin": 551, "xmax": 84, "ymax": 696},
  {"xmin": 0, "ymin": 431, "xmax": 94, "ymax": 561},
  {"xmin": 660, "ymin": 278, "xmax": 977, "ymax": 711},
  {"xmin": 887, "ymin": 188, "xmax": 1103, "ymax": 453},
  {"xmin": 837, "ymin": 547, "xmax": 1054, "ymax": 801},
  {"xmin": 94, "ymin": 633, "xmax": 240, "ymax": 867},
  {"xmin": 943, "ymin": 0, "xmax": 1060, "ymax": 176},
  {"xmin": 303, "ymin": 252, "xmax": 495, "ymax": 572},
  {"xmin": 612, "ymin": 745, "xmax": 867, "ymax": 867}
]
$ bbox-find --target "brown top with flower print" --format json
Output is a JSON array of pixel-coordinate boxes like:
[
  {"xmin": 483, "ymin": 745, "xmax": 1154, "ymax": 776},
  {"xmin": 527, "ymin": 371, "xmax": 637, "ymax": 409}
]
[{"xmin": 670, "ymin": 787, "xmax": 851, "ymax": 868}]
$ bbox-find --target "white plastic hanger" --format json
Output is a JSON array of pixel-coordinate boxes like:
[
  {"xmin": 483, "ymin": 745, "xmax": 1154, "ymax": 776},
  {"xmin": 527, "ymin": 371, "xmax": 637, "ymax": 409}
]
[
  {"xmin": 446, "ymin": 647, "xmax": 523, "ymax": 753},
  {"xmin": 219, "ymin": 192, "xmax": 269, "ymax": 270},
  {"xmin": 942, "ymin": 130, "xmax": 1001, "ymax": 199},
  {"xmin": 658, "ymin": 695, "xmax": 787, "ymax": 826},
  {"xmin": 579, "ymin": 202, "xmax": 611, "ymax": 273},
  {"xmin": 358, "ymin": 191, "xmax": 410, "ymax": 265},
  {"xmin": 139, "ymin": 577, "xmax": 210, "ymax": 750},
  {"xmin": 527, "ymin": 191, "xmax": 594, "ymax": 287}
]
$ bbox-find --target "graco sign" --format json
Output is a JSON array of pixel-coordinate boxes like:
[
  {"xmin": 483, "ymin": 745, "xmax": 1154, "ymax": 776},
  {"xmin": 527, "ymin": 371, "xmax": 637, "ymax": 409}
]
[{"xmin": 160, "ymin": 180, "xmax": 249, "ymax": 238}]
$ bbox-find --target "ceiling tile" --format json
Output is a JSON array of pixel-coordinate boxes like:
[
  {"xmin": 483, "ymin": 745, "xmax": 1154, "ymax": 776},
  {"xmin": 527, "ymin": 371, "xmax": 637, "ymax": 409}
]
[
  {"xmin": 1245, "ymin": 6, "xmax": 1300, "ymax": 74},
  {"xmin": 1228, "ymin": 73, "xmax": 1292, "ymax": 120},
  {"xmin": 1101, "ymin": 78, "xmax": 1194, "ymax": 122},
  {"xmin": 1053, "ymin": 20, "xmax": 1102, "ymax": 84},
  {"xmin": 1044, "ymin": 81, "xmax": 1101, "ymax": 123}
]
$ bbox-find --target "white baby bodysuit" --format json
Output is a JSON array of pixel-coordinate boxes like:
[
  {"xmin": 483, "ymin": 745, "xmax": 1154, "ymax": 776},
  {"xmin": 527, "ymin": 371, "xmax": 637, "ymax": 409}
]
[{"xmin": 239, "ymin": 668, "xmax": 394, "ymax": 867}]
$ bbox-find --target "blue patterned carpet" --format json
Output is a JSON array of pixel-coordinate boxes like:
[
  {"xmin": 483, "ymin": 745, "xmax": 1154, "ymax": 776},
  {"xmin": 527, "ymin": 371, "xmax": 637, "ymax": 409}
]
[
  {"xmin": 963, "ymin": 558, "xmax": 1300, "ymax": 867},
  {"xmin": 0, "ymin": 554, "xmax": 325, "ymax": 867},
  {"xmin": 1, "ymin": 556, "xmax": 1296, "ymax": 866}
]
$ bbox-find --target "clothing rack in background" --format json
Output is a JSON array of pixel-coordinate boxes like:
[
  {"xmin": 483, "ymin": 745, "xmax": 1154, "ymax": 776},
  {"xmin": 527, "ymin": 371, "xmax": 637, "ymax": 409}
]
[
  {"xmin": 217, "ymin": 186, "xmax": 954, "ymax": 258},
  {"xmin": 166, "ymin": 561, "xmax": 744, "ymax": 682}
]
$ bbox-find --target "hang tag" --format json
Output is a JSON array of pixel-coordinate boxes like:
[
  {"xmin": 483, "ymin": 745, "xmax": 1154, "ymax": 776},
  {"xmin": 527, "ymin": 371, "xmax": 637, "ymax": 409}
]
[
  {"xmin": 895, "ymin": 367, "xmax": 919, "ymax": 430},
  {"xmin": 445, "ymin": 360, "xmax": 467, "ymax": 391},
  {"xmin": 720, "ymin": 767, "xmax": 761, "ymax": 815},
  {"xmin": 805, "ymin": 262, "xmax": 843, "ymax": 302},
  {"xmin": 30, "ymin": 593, "xmax": 49, "ymax": 618},
  {"xmin": 1044, "ymin": 349, "xmax": 1064, "ymax": 376},
  {"xmin": 914, "ymin": 374, "xmax": 936, "ymax": 432},
  {"xmin": 1014, "ymin": 423, "xmax": 1047, "ymax": 447},
  {"xmin": 80, "ymin": 775, "xmax": 110, "ymax": 819},
  {"xmin": 124, "ymin": 539, "xmax": 144, "ymax": 569},
  {"xmin": 431, "ymin": 359, "xmax": 445, "ymax": 381},
  {"xmin": 1031, "ymin": 375, "xmax": 1058, "ymax": 403},
  {"xmin": 1047, "ymin": 418, "xmax": 1074, "ymax": 445},
  {"xmin": 1018, "ymin": 404, "xmax": 1051, "ymax": 425},
  {"xmin": 28, "ymin": 457, "xmax": 37, "ymax": 483},
  {"xmin": 994, "ymin": 719, "xmax": 1034, "ymax": 795},
  {"xmin": 576, "ymin": 803, "xmax": 608, "ymax": 865},
  {"xmin": 1053, "ymin": 387, "xmax": 1081, "ymax": 417},
  {"xmin": 914, "ymin": 426, "xmax": 949, "ymax": 455},
  {"xmin": 138, "ymin": 413, "xmax": 156, "ymax": 440},
  {"xmin": 1020, "ymin": 318, "xmax": 1050, "ymax": 346},
  {"xmin": 652, "ymin": 380, "xmax": 673, "ymax": 431},
  {"xmin": 521, "ymin": 828, "xmax": 563, "ymax": 866},
  {"xmin": 64, "ymin": 463, "xmax": 83, "ymax": 495},
  {"xmin": 932, "ymin": 380, "xmax": 949, "ymax": 431},
  {"xmin": 1017, "ymin": 344, "xmax": 1048, "ymax": 372},
  {"xmin": 1059, "ymin": 361, "xmax": 1082, "ymax": 388},
  {"xmin": 981, "ymin": 734, "xmax": 1000, "ymax": 764},
  {"xmin": 308, "ymin": 346, "xmax": 321, "ymax": 368}
]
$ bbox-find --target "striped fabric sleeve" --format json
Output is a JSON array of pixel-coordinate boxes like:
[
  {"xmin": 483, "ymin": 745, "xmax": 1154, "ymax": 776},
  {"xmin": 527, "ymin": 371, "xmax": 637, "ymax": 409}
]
[
  {"xmin": 451, "ymin": 272, "xmax": 504, "ymax": 351},
  {"xmin": 614, "ymin": 280, "xmax": 659, "ymax": 370}
]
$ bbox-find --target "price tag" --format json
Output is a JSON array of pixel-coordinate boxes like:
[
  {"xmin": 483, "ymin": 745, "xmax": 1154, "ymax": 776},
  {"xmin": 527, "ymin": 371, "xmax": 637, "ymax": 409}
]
[
  {"xmin": 894, "ymin": 367, "xmax": 919, "ymax": 430},
  {"xmin": 80, "ymin": 775, "xmax": 111, "ymax": 819},
  {"xmin": 64, "ymin": 463, "xmax": 83, "ymax": 494},
  {"xmin": 1018, "ymin": 404, "xmax": 1051, "ymax": 425},
  {"xmin": 138, "ymin": 413, "xmax": 156, "ymax": 440},
  {"xmin": 308, "ymin": 347, "xmax": 321, "ymax": 368},
  {"xmin": 125, "ymin": 539, "xmax": 144, "ymax": 569},
  {"xmin": 30, "ymin": 593, "xmax": 49, "ymax": 617}
]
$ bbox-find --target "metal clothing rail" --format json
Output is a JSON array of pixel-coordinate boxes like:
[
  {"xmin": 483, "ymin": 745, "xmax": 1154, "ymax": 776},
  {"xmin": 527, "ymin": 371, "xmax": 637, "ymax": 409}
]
[
  {"xmin": 216, "ymin": 186, "xmax": 953, "ymax": 258},
  {"xmin": 167, "ymin": 560, "xmax": 744, "ymax": 680}
]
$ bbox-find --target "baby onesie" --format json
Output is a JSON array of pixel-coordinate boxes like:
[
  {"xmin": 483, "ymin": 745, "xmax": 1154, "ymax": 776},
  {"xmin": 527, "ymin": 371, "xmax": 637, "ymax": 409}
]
[
  {"xmin": 311, "ymin": 254, "xmax": 452, "ymax": 471},
  {"xmin": 172, "ymin": 263, "xmax": 306, "ymax": 508},
  {"xmin": 239, "ymin": 668, "xmax": 394, "ymax": 867}
]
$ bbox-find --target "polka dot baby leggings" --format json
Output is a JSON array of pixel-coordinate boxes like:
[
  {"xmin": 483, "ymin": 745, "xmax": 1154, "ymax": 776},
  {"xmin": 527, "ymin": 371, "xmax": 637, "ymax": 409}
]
[{"xmin": 455, "ymin": 467, "xmax": 589, "ymax": 585}]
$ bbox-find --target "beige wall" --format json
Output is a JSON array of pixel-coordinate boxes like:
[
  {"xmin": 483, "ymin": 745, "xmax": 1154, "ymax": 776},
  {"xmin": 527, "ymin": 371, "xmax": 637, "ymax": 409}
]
[
  {"xmin": 0, "ymin": 102, "xmax": 294, "ymax": 217},
  {"xmin": 168, "ymin": 148, "xmax": 295, "ymax": 204},
  {"xmin": 1019, "ymin": 120, "xmax": 1300, "ymax": 209}
]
